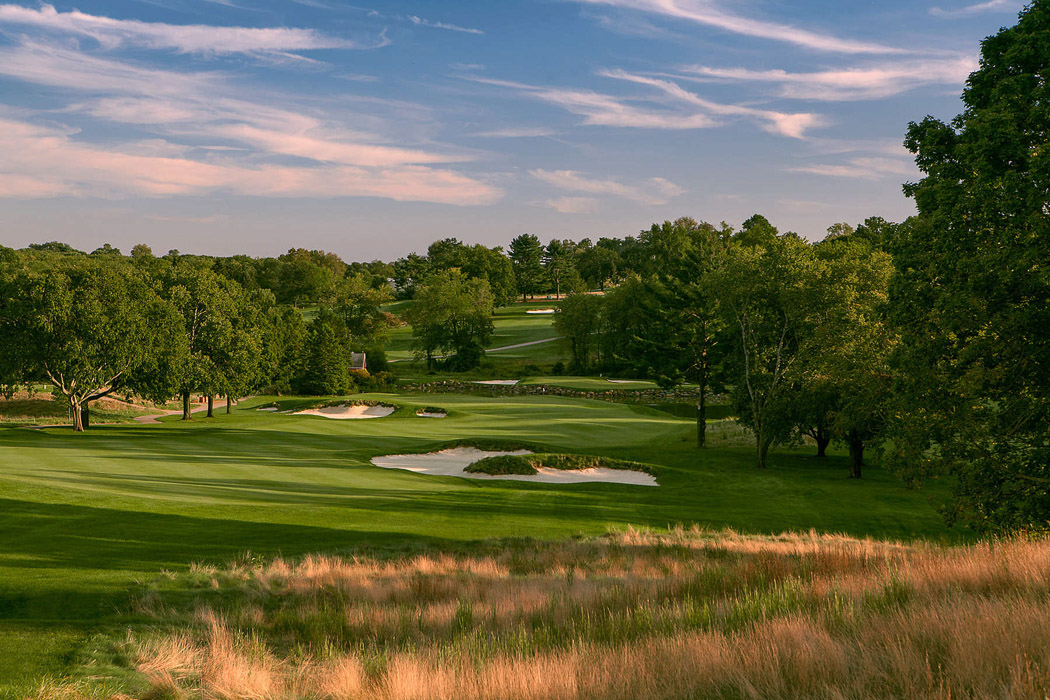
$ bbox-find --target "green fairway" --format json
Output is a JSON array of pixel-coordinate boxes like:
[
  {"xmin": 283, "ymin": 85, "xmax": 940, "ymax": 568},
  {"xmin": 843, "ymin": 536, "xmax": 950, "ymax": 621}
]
[
  {"xmin": 0, "ymin": 393, "xmax": 954, "ymax": 696},
  {"xmin": 386, "ymin": 300, "xmax": 566, "ymax": 366}
]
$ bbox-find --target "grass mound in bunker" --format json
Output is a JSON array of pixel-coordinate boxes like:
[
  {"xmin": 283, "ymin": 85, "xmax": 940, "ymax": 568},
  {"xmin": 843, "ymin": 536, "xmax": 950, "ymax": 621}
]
[{"xmin": 465, "ymin": 452, "xmax": 656, "ymax": 477}]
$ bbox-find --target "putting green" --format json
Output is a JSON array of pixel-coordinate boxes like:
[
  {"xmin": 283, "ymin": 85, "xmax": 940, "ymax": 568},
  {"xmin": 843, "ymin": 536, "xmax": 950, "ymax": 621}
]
[{"xmin": 0, "ymin": 392, "xmax": 953, "ymax": 695}]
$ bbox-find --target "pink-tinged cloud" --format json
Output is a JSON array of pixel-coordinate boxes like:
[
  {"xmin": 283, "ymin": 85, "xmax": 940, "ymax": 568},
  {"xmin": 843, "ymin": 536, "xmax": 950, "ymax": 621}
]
[
  {"xmin": 0, "ymin": 119, "xmax": 501, "ymax": 205},
  {"xmin": 0, "ymin": 4, "xmax": 378, "ymax": 54}
]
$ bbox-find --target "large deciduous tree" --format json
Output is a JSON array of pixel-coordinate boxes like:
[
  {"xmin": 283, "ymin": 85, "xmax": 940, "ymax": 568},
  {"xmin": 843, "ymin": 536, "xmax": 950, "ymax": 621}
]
[
  {"xmin": 718, "ymin": 236, "xmax": 818, "ymax": 469},
  {"xmin": 406, "ymin": 269, "xmax": 494, "ymax": 370},
  {"xmin": 162, "ymin": 263, "xmax": 249, "ymax": 420},
  {"xmin": 554, "ymin": 293, "xmax": 605, "ymax": 370},
  {"xmin": 0, "ymin": 259, "xmax": 180, "ymax": 431},
  {"xmin": 803, "ymin": 234, "xmax": 896, "ymax": 478},
  {"xmin": 889, "ymin": 3, "xmax": 1050, "ymax": 532}
]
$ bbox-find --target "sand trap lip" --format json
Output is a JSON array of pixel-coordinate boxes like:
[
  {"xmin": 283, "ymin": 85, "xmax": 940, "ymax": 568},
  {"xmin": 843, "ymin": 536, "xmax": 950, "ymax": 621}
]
[
  {"xmin": 473, "ymin": 379, "xmax": 520, "ymax": 385},
  {"xmin": 295, "ymin": 404, "xmax": 395, "ymax": 419},
  {"xmin": 526, "ymin": 308, "xmax": 556, "ymax": 314},
  {"xmin": 370, "ymin": 447, "xmax": 658, "ymax": 486}
]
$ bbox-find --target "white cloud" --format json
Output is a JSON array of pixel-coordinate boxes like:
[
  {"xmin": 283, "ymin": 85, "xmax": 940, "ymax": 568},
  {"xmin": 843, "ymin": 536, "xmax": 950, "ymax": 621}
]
[
  {"xmin": 0, "ymin": 4, "xmax": 379, "ymax": 55},
  {"xmin": 467, "ymin": 71, "xmax": 824, "ymax": 138},
  {"xmin": 600, "ymin": 69, "xmax": 825, "ymax": 138},
  {"xmin": 0, "ymin": 35, "xmax": 499, "ymax": 205},
  {"xmin": 545, "ymin": 196, "xmax": 599, "ymax": 214},
  {"xmin": 931, "ymin": 0, "xmax": 1020, "ymax": 18},
  {"xmin": 677, "ymin": 56, "xmax": 977, "ymax": 101},
  {"xmin": 0, "ymin": 117, "xmax": 500, "ymax": 203},
  {"xmin": 788, "ymin": 157, "xmax": 917, "ymax": 179},
  {"xmin": 531, "ymin": 169, "xmax": 683, "ymax": 204},
  {"xmin": 408, "ymin": 15, "xmax": 483, "ymax": 34},
  {"xmin": 571, "ymin": 0, "xmax": 906, "ymax": 54}
]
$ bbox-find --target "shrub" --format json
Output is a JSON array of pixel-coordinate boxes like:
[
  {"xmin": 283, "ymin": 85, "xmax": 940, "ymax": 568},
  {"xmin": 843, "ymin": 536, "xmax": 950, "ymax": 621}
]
[{"xmin": 465, "ymin": 455, "xmax": 537, "ymax": 475}]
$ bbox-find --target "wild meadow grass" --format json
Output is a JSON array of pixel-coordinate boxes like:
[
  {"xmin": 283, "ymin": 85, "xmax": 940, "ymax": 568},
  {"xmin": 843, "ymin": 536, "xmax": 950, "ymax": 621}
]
[{"xmin": 39, "ymin": 527, "xmax": 1050, "ymax": 699}]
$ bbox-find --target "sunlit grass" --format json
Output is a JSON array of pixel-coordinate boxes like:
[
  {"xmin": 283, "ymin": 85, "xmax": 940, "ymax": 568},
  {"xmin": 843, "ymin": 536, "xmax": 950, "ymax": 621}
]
[{"xmin": 42, "ymin": 527, "xmax": 1050, "ymax": 699}]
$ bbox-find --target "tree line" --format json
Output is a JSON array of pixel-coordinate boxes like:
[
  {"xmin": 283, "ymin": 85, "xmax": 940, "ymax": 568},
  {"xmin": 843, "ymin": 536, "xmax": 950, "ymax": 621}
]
[{"xmin": 0, "ymin": 244, "xmax": 393, "ymax": 430}]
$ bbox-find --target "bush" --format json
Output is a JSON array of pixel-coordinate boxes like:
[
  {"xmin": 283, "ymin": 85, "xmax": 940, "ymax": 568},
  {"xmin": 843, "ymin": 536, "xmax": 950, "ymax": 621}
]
[
  {"xmin": 466, "ymin": 455, "xmax": 537, "ymax": 475},
  {"xmin": 466, "ymin": 452, "xmax": 656, "ymax": 476},
  {"xmin": 552, "ymin": 361, "xmax": 566, "ymax": 376}
]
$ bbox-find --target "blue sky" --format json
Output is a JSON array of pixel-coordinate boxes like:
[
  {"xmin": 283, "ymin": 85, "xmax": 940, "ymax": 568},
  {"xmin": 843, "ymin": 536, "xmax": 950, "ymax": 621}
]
[{"xmin": 0, "ymin": 0, "xmax": 1027, "ymax": 260}]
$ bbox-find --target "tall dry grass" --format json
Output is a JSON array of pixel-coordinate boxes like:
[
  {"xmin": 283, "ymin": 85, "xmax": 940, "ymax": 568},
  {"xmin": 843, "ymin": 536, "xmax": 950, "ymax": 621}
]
[{"xmin": 39, "ymin": 527, "xmax": 1050, "ymax": 699}]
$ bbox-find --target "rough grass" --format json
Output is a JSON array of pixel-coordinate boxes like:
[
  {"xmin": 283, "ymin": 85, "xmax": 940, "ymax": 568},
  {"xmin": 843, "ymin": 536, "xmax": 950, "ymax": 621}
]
[
  {"xmin": 466, "ymin": 453, "xmax": 656, "ymax": 476},
  {"xmin": 40, "ymin": 528, "xmax": 1050, "ymax": 699}
]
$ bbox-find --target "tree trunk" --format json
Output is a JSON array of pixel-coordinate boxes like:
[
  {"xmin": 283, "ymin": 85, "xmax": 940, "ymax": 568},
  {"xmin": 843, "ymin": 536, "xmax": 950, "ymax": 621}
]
[
  {"xmin": 816, "ymin": 429, "xmax": 830, "ymax": 458},
  {"xmin": 756, "ymin": 432, "xmax": 770, "ymax": 469},
  {"xmin": 71, "ymin": 399, "xmax": 85, "ymax": 432},
  {"xmin": 848, "ymin": 432, "xmax": 864, "ymax": 479},
  {"xmin": 696, "ymin": 389, "xmax": 707, "ymax": 448},
  {"xmin": 182, "ymin": 391, "xmax": 191, "ymax": 420},
  {"xmin": 207, "ymin": 395, "xmax": 214, "ymax": 418},
  {"xmin": 226, "ymin": 396, "xmax": 232, "ymax": 414},
  {"xmin": 81, "ymin": 403, "xmax": 90, "ymax": 430}
]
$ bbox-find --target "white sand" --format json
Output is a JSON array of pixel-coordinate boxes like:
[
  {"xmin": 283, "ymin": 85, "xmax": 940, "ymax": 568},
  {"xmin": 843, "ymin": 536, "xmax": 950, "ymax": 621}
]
[
  {"xmin": 257, "ymin": 407, "xmax": 279, "ymax": 411},
  {"xmin": 473, "ymin": 379, "xmax": 520, "ymax": 385},
  {"xmin": 526, "ymin": 309, "xmax": 556, "ymax": 314},
  {"xmin": 294, "ymin": 404, "xmax": 395, "ymax": 419},
  {"xmin": 607, "ymin": 379, "xmax": 644, "ymax": 384},
  {"xmin": 370, "ymin": 447, "xmax": 658, "ymax": 486},
  {"xmin": 416, "ymin": 411, "xmax": 447, "ymax": 418}
]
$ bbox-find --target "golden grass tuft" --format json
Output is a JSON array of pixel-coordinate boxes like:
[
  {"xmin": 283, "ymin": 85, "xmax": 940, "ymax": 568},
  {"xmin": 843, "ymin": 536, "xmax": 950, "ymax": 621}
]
[{"xmin": 36, "ymin": 528, "xmax": 1050, "ymax": 699}]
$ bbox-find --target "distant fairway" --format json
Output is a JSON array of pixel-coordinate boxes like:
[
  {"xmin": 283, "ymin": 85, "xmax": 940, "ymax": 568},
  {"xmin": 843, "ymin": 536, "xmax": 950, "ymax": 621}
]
[
  {"xmin": 0, "ymin": 394, "xmax": 953, "ymax": 695},
  {"xmin": 385, "ymin": 299, "xmax": 568, "ymax": 366}
]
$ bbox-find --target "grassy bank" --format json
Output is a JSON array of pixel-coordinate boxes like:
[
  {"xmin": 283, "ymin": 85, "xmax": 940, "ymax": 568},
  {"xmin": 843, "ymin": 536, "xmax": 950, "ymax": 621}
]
[{"xmin": 40, "ymin": 528, "xmax": 1050, "ymax": 699}]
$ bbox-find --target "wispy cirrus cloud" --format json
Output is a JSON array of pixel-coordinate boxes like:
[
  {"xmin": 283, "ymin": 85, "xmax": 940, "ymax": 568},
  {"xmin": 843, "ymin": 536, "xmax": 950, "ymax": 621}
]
[
  {"xmin": 408, "ymin": 15, "xmax": 483, "ymax": 35},
  {"xmin": 466, "ymin": 75, "xmax": 719, "ymax": 129},
  {"xmin": 531, "ymin": 169, "xmax": 683, "ymax": 205},
  {"xmin": 0, "ymin": 28, "xmax": 498, "ymax": 205},
  {"xmin": 675, "ymin": 56, "xmax": 977, "ymax": 101},
  {"xmin": 931, "ymin": 0, "xmax": 1020, "ymax": 18},
  {"xmin": 600, "ymin": 69, "xmax": 825, "ymax": 138},
  {"xmin": 466, "ymin": 69, "xmax": 825, "ymax": 138},
  {"xmin": 788, "ymin": 156, "xmax": 917, "ymax": 180},
  {"xmin": 0, "ymin": 4, "xmax": 383, "ymax": 55},
  {"xmin": 571, "ymin": 0, "xmax": 906, "ymax": 54},
  {"xmin": 0, "ymin": 116, "xmax": 499, "ymax": 203}
]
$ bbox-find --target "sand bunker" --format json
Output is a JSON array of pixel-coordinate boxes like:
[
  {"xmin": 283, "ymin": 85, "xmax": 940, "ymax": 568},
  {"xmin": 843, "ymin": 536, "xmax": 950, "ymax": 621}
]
[
  {"xmin": 416, "ymin": 411, "xmax": 447, "ymax": 418},
  {"xmin": 295, "ymin": 404, "xmax": 395, "ymax": 419},
  {"xmin": 371, "ymin": 447, "xmax": 658, "ymax": 486},
  {"xmin": 607, "ymin": 379, "xmax": 642, "ymax": 384},
  {"xmin": 256, "ymin": 407, "xmax": 279, "ymax": 411},
  {"xmin": 473, "ymin": 379, "xmax": 520, "ymax": 386},
  {"xmin": 526, "ymin": 309, "xmax": 556, "ymax": 314}
]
